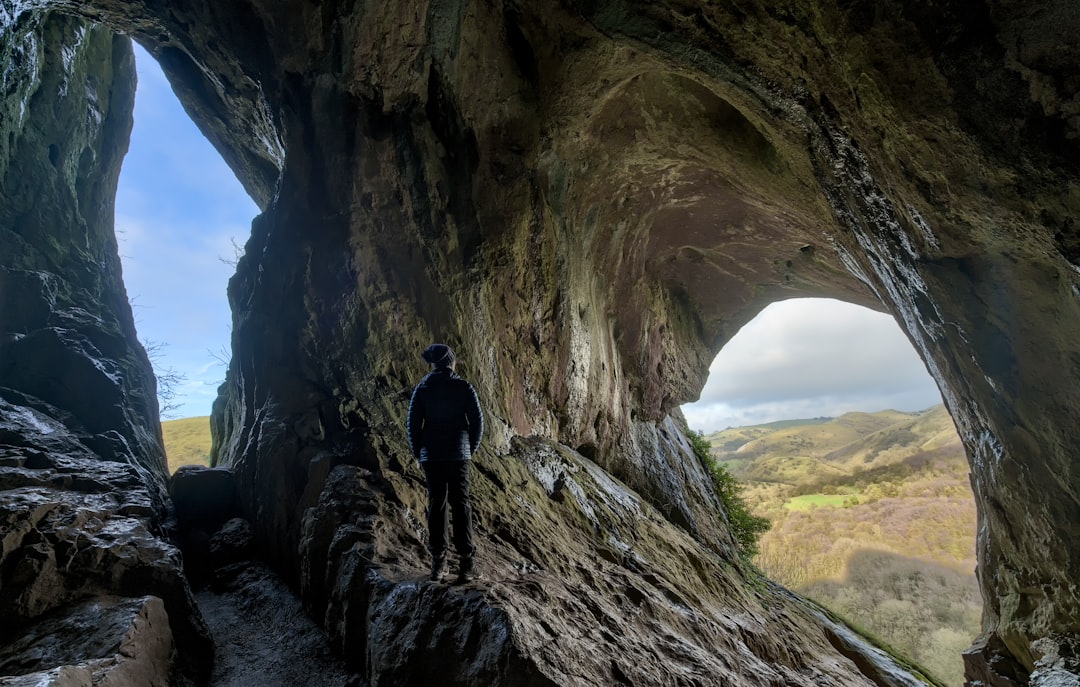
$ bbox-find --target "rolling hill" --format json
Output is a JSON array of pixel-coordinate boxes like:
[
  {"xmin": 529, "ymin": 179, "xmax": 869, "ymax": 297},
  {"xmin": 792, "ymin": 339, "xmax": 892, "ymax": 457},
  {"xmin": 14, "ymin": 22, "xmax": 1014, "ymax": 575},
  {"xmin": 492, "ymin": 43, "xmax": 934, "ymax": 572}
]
[
  {"xmin": 161, "ymin": 416, "xmax": 213, "ymax": 473},
  {"xmin": 705, "ymin": 405, "xmax": 978, "ymax": 686},
  {"xmin": 709, "ymin": 405, "xmax": 966, "ymax": 486}
]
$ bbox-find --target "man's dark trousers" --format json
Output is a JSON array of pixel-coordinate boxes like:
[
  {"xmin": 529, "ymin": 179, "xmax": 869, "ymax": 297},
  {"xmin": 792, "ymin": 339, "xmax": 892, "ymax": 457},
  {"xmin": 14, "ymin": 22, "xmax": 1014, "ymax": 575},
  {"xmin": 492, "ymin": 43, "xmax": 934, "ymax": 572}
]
[{"xmin": 422, "ymin": 460, "xmax": 475, "ymax": 561}]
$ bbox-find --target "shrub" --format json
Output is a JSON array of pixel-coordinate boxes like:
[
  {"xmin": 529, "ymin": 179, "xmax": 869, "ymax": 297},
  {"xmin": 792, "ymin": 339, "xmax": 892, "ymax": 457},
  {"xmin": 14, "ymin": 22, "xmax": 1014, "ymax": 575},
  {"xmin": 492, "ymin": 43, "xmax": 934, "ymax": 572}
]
[{"xmin": 687, "ymin": 429, "xmax": 771, "ymax": 559}]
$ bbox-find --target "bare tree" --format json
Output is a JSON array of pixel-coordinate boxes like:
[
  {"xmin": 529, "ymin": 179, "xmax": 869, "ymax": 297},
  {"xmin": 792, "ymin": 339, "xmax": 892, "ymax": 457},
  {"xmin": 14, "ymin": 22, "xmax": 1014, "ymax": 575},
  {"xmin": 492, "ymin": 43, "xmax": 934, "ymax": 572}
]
[
  {"xmin": 218, "ymin": 236, "xmax": 246, "ymax": 267},
  {"xmin": 143, "ymin": 339, "xmax": 187, "ymax": 419}
]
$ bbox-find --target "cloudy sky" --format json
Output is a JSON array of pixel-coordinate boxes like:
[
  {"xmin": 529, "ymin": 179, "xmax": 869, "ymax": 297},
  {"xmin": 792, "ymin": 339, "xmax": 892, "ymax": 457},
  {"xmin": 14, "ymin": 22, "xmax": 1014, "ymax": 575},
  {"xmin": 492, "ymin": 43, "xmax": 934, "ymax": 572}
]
[
  {"xmin": 680, "ymin": 298, "xmax": 942, "ymax": 433},
  {"xmin": 116, "ymin": 45, "xmax": 258, "ymax": 418},
  {"xmin": 116, "ymin": 47, "xmax": 942, "ymax": 427}
]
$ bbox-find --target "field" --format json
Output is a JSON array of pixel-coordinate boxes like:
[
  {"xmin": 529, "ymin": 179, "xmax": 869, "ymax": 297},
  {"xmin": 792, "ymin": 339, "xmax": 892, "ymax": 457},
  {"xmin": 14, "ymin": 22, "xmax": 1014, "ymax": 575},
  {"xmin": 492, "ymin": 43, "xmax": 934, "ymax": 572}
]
[
  {"xmin": 784, "ymin": 493, "xmax": 852, "ymax": 510},
  {"xmin": 706, "ymin": 405, "xmax": 979, "ymax": 686},
  {"xmin": 161, "ymin": 416, "xmax": 213, "ymax": 473}
]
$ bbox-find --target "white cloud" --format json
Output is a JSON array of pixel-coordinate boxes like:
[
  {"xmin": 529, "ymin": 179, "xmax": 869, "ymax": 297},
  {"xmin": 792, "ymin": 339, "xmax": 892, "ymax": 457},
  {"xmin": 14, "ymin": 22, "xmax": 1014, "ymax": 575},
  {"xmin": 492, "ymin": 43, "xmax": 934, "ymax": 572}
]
[{"xmin": 682, "ymin": 298, "xmax": 942, "ymax": 432}]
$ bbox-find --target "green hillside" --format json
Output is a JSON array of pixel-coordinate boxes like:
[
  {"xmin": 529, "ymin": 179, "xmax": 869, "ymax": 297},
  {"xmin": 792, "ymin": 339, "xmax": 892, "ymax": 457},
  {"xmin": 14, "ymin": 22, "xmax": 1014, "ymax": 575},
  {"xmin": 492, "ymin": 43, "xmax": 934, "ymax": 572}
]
[
  {"xmin": 161, "ymin": 416, "xmax": 212, "ymax": 473},
  {"xmin": 708, "ymin": 406, "xmax": 978, "ymax": 686},
  {"xmin": 708, "ymin": 405, "xmax": 964, "ymax": 484}
]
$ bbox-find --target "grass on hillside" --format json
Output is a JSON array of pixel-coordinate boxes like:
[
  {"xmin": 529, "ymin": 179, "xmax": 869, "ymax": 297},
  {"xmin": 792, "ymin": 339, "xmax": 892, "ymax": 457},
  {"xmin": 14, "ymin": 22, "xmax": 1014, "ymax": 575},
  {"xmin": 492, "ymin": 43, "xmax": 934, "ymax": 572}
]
[
  {"xmin": 161, "ymin": 416, "xmax": 212, "ymax": 474},
  {"xmin": 753, "ymin": 416, "xmax": 833, "ymax": 430},
  {"xmin": 784, "ymin": 493, "xmax": 856, "ymax": 510},
  {"xmin": 704, "ymin": 417, "xmax": 830, "ymax": 453}
]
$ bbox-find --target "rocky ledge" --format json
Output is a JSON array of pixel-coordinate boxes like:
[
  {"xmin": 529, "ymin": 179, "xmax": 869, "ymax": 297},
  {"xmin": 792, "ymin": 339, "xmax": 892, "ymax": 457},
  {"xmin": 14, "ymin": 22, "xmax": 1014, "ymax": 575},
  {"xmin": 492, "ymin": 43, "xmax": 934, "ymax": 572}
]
[
  {"xmin": 293, "ymin": 433, "xmax": 933, "ymax": 685},
  {"xmin": 0, "ymin": 393, "xmax": 212, "ymax": 684}
]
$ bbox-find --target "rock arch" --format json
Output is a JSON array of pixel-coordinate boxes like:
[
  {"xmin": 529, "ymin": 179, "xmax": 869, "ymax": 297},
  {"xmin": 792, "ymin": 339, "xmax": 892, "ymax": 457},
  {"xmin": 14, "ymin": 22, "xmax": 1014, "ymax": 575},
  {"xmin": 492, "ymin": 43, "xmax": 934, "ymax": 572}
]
[{"xmin": 2, "ymin": 0, "xmax": 1079, "ymax": 683}]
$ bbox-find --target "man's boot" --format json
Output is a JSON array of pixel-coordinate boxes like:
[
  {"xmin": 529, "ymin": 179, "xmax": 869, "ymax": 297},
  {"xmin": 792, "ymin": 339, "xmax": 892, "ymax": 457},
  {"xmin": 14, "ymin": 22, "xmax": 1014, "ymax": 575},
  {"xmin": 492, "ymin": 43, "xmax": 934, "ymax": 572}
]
[
  {"xmin": 430, "ymin": 556, "xmax": 446, "ymax": 582},
  {"xmin": 456, "ymin": 556, "xmax": 482, "ymax": 582}
]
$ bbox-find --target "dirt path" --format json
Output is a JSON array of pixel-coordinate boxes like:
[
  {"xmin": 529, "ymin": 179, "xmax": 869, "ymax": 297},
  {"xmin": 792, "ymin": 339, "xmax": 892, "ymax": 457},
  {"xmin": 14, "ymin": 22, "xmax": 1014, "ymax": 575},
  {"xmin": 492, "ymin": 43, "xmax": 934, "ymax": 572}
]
[{"xmin": 194, "ymin": 563, "xmax": 365, "ymax": 687}]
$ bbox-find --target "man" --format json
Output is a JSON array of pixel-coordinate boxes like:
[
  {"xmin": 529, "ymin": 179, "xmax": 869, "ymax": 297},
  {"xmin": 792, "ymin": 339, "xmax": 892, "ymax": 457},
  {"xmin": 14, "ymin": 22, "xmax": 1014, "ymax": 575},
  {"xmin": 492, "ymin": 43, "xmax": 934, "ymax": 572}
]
[{"xmin": 407, "ymin": 343, "xmax": 484, "ymax": 582}]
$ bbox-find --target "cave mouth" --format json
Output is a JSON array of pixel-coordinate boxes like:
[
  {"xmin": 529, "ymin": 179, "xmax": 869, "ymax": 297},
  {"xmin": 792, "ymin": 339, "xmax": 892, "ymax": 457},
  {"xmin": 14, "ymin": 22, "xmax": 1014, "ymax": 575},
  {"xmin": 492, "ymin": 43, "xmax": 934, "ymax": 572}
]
[
  {"xmin": 683, "ymin": 297, "xmax": 979, "ymax": 685},
  {"xmin": 682, "ymin": 298, "xmax": 942, "ymax": 431},
  {"xmin": 115, "ymin": 43, "xmax": 257, "ymax": 425}
]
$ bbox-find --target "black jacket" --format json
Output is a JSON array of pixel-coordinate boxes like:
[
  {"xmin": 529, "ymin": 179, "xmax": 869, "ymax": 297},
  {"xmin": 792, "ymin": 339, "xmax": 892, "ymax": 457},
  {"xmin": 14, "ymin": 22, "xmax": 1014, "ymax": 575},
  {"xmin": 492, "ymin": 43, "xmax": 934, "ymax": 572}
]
[{"xmin": 407, "ymin": 368, "xmax": 483, "ymax": 462}]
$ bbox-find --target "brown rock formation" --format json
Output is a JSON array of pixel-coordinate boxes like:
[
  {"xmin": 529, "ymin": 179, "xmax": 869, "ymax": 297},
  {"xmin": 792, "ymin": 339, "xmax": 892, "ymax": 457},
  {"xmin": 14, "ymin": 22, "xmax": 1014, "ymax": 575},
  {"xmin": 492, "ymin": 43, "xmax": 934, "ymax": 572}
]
[{"xmin": 2, "ymin": 0, "xmax": 1079, "ymax": 685}]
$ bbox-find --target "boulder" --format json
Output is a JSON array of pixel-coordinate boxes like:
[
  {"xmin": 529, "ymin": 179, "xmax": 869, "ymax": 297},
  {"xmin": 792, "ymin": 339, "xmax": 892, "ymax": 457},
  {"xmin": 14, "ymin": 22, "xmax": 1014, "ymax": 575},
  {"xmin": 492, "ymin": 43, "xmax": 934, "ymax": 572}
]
[
  {"xmin": 0, "ymin": 596, "xmax": 173, "ymax": 687},
  {"xmin": 170, "ymin": 465, "xmax": 238, "ymax": 532},
  {"xmin": 209, "ymin": 517, "xmax": 255, "ymax": 569}
]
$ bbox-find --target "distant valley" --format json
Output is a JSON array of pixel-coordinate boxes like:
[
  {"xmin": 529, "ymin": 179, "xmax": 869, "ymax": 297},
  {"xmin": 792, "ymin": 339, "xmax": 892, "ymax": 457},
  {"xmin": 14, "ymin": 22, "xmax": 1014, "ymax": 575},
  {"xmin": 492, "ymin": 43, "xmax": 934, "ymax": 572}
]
[{"xmin": 703, "ymin": 405, "xmax": 978, "ymax": 686}]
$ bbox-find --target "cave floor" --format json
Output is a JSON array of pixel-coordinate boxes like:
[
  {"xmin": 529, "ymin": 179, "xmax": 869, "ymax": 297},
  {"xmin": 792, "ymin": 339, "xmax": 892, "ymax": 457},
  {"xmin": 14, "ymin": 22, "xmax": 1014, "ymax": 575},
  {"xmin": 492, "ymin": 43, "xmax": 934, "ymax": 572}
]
[{"xmin": 194, "ymin": 562, "xmax": 365, "ymax": 687}]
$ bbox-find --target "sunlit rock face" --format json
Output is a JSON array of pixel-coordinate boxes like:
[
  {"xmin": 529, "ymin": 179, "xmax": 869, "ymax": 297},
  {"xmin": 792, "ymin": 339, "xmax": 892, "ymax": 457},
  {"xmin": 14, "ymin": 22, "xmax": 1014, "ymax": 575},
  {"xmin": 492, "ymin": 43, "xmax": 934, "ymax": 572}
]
[{"xmin": 2, "ymin": 0, "xmax": 1079, "ymax": 684}]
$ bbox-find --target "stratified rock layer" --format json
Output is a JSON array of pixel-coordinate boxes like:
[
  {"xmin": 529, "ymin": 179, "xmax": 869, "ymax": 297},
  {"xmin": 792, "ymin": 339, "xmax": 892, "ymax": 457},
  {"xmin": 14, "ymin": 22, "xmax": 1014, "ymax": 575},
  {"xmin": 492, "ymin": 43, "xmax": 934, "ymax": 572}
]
[{"xmin": 2, "ymin": 0, "xmax": 1079, "ymax": 685}]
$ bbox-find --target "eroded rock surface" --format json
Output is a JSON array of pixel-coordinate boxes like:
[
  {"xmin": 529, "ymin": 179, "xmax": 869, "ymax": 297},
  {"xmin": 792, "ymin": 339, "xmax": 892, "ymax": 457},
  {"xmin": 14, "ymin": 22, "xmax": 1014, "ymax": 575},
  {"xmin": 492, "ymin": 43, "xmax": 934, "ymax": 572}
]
[
  {"xmin": 0, "ymin": 10, "xmax": 210, "ymax": 685},
  {"xmin": 0, "ymin": 595, "xmax": 173, "ymax": 687},
  {"xmin": 2, "ymin": 0, "xmax": 1080, "ymax": 685},
  {"xmin": 0, "ymin": 396, "xmax": 212, "ymax": 683},
  {"xmin": 300, "ymin": 436, "xmax": 933, "ymax": 685}
]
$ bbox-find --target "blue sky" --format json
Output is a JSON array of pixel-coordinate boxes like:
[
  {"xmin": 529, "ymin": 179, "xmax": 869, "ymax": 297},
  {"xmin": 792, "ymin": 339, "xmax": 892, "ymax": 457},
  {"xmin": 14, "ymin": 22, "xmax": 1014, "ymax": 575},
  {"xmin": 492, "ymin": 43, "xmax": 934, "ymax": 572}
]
[
  {"xmin": 115, "ymin": 47, "xmax": 941, "ymax": 428},
  {"xmin": 116, "ymin": 45, "xmax": 258, "ymax": 418}
]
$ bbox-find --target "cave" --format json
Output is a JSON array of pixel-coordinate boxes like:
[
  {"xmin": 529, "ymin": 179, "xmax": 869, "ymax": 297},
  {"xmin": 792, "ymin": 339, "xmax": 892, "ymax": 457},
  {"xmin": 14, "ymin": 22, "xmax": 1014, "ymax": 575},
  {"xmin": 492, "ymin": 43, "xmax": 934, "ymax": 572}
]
[{"xmin": 1, "ymin": 1, "xmax": 1078, "ymax": 685}]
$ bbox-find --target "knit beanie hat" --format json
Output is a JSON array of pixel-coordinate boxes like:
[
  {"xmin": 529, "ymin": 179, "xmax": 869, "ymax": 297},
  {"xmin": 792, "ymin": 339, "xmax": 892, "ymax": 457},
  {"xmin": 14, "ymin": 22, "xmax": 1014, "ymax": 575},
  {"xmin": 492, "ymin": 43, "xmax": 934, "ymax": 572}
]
[{"xmin": 422, "ymin": 343, "xmax": 456, "ymax": 368}]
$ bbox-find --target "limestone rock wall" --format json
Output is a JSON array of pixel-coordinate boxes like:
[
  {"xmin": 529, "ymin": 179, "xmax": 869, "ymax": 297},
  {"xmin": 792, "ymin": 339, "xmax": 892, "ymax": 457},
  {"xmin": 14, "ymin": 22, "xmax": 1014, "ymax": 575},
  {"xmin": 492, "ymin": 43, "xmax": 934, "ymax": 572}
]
[{"xmin": 0, "ymin": 7, "xmax": 160, "ymax": 472}]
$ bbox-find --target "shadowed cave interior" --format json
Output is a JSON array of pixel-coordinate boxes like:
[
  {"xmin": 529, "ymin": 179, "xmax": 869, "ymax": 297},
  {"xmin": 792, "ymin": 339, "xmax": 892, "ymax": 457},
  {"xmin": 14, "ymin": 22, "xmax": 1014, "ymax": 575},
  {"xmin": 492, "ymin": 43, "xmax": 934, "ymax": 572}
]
[{"xmin": 1, "ymin": 1, "xmax": 1079, "ymax": 686}]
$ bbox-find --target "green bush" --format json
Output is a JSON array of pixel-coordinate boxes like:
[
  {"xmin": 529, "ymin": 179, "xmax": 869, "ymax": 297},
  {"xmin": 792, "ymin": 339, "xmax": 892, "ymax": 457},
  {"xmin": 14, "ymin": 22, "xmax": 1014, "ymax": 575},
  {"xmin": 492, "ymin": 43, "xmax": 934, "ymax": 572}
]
[{"xmin": 687, "ymin": 429, "xmax": 771, "ymax": 559}]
